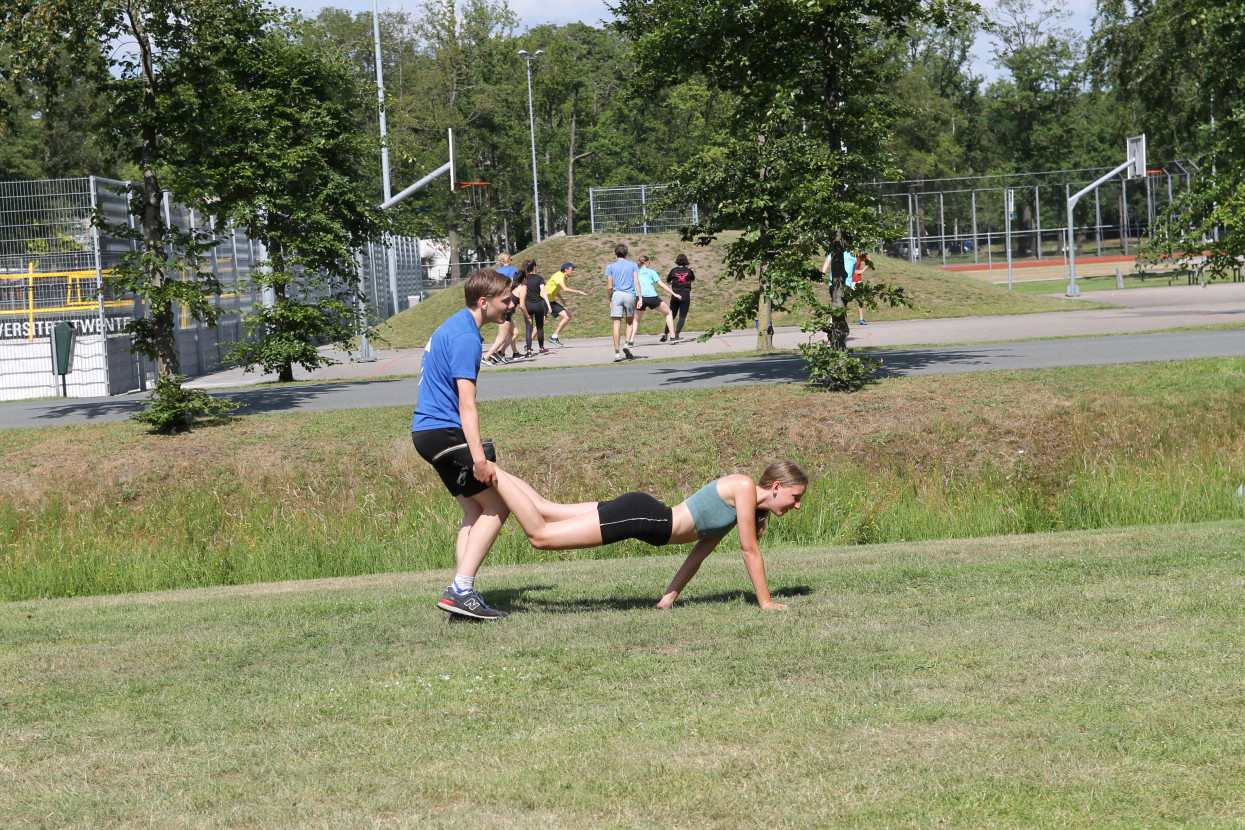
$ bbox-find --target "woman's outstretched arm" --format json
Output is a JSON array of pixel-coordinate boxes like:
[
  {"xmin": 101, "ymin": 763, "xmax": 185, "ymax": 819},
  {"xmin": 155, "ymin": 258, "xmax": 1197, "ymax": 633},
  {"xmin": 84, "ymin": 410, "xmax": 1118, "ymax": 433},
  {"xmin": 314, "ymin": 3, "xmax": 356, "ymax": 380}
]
[
  {"xmin": 728, "ymin": 477, "xmax": 787, "ymax": 611},
  {"xmin": 656, "ymin": 537, "xmax": 720, "ymax": 609}
]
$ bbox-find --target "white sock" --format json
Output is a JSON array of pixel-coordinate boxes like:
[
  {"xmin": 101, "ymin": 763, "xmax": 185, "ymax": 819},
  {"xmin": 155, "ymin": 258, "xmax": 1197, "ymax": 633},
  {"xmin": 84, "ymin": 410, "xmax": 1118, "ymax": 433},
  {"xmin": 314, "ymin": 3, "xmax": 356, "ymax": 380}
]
[{"xmin": 451, "ymin": 574, "xmax": 475, "ymax": 594}]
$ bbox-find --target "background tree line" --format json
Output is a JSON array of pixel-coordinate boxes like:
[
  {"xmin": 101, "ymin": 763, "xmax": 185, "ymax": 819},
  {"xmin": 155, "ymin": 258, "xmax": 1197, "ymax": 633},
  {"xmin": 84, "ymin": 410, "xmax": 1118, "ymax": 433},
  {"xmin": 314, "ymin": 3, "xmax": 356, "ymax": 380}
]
[{"xmin": 2, "ymin": 0, "xmax": 1234, "ymax": 262}]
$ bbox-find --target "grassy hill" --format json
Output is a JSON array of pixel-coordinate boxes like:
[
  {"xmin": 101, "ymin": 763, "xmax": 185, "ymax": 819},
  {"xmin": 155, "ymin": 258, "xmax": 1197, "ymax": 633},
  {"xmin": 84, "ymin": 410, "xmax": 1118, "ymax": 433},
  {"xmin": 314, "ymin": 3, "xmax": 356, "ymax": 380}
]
[
  {"xmin": 3, "ymin": 357, "xmax": 1242, "ymax": 601},
  {"xmin": 375, "ymin": 232, "xmax": 1106, "ymax": 349},
  {"xmin": 3, "ymin": 521, "xmax": 1243, "ymax": 826}
]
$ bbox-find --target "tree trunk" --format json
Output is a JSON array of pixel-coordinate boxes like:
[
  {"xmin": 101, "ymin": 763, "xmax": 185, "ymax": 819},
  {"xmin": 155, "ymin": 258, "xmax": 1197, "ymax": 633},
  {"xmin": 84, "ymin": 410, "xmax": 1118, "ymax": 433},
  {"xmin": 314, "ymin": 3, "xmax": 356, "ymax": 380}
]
[
  {"xmin": 757, "ymin": 290, "xmax": 773, "ymax": 350},
  {"xmin": 567, "ymin": 87, "xmax": 578, "ymax": 236},
  {"xmin": 756, "ymin": 130, "xmax": 775, "ymax": 351},
  {"xmin": 274, "ymin": 274, "xmax": 294, "ymax": 384},
  {"xmin": 543, "ymin": 131, "xmax": 552, "ymax": 237},
  {"xmin": 131, "ymin": 16, "xmax": 177, "ymax": 379}
]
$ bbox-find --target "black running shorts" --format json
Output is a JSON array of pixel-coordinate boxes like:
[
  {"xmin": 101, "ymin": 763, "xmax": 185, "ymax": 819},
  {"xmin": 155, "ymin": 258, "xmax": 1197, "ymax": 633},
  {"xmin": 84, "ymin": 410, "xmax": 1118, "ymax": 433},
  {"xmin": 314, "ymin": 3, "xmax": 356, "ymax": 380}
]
[
  {"xmin": 640, "ymin": 296, "xmax": 662, "ymax": 310},
  {"xmin": 597, "ymin": 492, "xmax": 673, "ymax": 547},
  {"xmin": 411, "ymin": 428, "xmax": 497, "ymax": 499}
]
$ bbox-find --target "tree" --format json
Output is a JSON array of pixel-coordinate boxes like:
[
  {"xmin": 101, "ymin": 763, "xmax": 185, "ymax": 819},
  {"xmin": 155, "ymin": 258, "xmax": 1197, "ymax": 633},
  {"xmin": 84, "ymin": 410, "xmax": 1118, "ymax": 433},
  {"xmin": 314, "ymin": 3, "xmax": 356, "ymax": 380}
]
[
  {"xmin": 1096, "ymin": 0, "xmax": 1245, "ymax": 279},
  {"xmin": 0, "ymin": 0, "xmax": 280, "ymax": 429},
  {"xmin": 613, "ymin": 0, "xmax": 962, "ymax": 357},
  {"xmin": 162, "ymin": 20, "xmax": 392, "ymax": 382}
]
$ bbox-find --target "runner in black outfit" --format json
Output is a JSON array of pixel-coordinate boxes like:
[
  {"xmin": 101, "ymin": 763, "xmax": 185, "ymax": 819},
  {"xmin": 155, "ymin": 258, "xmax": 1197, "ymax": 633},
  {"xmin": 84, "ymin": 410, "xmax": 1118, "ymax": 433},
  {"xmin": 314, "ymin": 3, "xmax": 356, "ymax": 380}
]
[
  {"xmin": 666, "ymin": 253, "xmax": 695, "ymax": 342},
  {"xmin": 521, "ymin": 259, "xmax": 552, "ymax": 356}
]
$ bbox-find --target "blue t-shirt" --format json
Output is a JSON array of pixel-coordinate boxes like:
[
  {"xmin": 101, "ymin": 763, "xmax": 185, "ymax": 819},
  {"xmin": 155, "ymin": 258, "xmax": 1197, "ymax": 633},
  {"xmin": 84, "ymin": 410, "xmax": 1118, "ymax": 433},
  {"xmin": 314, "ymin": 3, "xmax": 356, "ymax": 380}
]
[
  {"xmin": 411, "ymin": 308, "xmax": 482, "ymax": 432},
  {"xmin": 637, "ymin": 267, "xmax": 662, "ymax": 297},
  {"xmin": 496, "ymin": 264, "xmax": 518, "ymax": 279},
  {"xmin": 605, "ymin": 259, "xmax": 639, "ymax": 295},
  {"xmin": 843, "ymin": 252, "xmax": 859, "ymax": 288},
  {"xmin": 827, "ymin": 251, "xmax": 859, "ymax": 289}
]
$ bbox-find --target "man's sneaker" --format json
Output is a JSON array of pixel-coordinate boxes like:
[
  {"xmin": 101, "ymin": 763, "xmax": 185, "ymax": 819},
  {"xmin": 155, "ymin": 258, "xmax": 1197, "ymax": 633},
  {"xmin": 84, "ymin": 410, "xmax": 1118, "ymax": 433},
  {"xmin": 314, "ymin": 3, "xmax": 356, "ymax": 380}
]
[
  {"xmin": 438, "ymin": 588, "xmax": 508, "ymax": 620},
  {"xmin": 626, "ymin": 340, "xmax": 635, "ymax": 348},
  {"xmin": 858, "ymin": 319, "xmax": 868, "ymax": 326},
  {"xmin": 549, "ymin": 335, "xmax": 564, "ymax": 346},
  {"xmin": 614, "ymin": 351, "xmax": 624, "ymax": 362},
  {"xmin": 659, "ymin": 333, "xmax": 668, "ymax": 342},
  {"xmin": 622, "ymin": 344, "xmax": 634, "ymax": 360}
]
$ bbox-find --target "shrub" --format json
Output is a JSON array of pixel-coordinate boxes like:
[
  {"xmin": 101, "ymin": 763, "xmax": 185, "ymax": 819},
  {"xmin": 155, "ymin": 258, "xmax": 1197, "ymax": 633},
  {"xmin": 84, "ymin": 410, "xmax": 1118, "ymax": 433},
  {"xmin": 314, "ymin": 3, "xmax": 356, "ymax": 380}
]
[
  {"xmin": 798, "ymin": 342, "xmax": 882, "ymax": 392},
  {"xmin": 131, "ymin": 375, "xmax": 239, "ymax": 434}
]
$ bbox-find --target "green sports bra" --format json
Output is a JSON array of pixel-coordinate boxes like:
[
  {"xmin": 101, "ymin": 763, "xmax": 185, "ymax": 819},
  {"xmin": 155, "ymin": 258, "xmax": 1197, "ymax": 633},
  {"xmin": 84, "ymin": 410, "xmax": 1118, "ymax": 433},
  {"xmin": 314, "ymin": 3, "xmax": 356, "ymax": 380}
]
[{"xmin": 684, "ymin": 479, "xmax": 738, "ymax": 540}]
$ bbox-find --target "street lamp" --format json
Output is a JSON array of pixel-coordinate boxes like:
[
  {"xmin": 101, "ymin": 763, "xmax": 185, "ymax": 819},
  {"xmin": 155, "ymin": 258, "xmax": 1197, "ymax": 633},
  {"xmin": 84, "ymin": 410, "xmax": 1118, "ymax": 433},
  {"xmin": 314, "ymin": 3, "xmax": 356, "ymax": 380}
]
[{"xmin": 518, "ymin": 49, "xmax": 544, "ymax": 243}]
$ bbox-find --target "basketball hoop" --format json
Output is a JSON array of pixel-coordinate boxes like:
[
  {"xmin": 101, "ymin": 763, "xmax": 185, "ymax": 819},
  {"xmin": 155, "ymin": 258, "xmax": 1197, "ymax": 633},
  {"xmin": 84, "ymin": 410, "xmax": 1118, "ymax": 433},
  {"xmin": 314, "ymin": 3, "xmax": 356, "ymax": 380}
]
[{"xmin": 456, "ymin": 181, "xmax": 490, "ymax": 209}]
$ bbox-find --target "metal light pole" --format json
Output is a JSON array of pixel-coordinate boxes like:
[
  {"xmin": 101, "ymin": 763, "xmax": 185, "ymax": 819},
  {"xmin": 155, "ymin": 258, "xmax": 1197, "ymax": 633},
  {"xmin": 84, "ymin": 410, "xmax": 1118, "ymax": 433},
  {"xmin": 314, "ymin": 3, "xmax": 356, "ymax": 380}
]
[{"xmin": 519, "ymin": 49, "xmax": 544, "ymax": 243}]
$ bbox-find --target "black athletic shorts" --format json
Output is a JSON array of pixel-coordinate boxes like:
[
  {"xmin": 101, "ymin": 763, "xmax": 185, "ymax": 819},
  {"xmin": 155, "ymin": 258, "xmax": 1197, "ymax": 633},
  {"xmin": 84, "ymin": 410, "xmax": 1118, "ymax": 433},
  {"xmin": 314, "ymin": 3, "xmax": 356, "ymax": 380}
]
[
  {"xmin": 550, "ymin": 301, "xmax": 567, "ymax": 317},
  {"xmin": 597, "ymin": 492, "xmax": 673, "ymax": 547},
  {"xmin": 411, "ymin": 427, "xmax": 497, "ymax": 499},
  {"xmin": 640, "ymin": 296, "xmax": 662, "ymax": 310}
]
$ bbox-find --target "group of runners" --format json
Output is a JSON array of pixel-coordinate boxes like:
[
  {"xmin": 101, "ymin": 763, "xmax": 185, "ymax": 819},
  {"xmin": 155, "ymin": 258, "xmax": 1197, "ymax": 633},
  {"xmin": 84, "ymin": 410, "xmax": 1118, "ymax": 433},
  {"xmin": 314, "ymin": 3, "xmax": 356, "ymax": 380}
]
[
  {"xmin": 479, "ymin": 244, "xmax": 699, "ymax": 366},
  {"xmin": 481, "ymin": 255, "xmax": 588, "ymax": 363},
  {"xmin": 411, "ymin": 267, "xmax": 807, "ymax": 620}
]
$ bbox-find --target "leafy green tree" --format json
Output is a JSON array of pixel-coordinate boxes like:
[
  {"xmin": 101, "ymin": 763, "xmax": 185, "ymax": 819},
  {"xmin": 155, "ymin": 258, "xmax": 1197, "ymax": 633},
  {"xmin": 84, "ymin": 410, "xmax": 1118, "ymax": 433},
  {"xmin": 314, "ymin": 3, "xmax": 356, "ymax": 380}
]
[
  {"xmin": 889, "ymin": 20, "xmax": 985, "ymax": 180},
  {"xmin": 0, "ymin": 0, "xmax": 282, "ymax": 430},
  {"xmin": 162, "ymin": 21, "xmax": 392, "ymax": 383},
  {"xmin": 1097, "ymin": 0, "xmax": 1245, "ymax": 278},
  {"xmin": 613, "ymin": 0, "xmax": 963, "ymax": 354}
]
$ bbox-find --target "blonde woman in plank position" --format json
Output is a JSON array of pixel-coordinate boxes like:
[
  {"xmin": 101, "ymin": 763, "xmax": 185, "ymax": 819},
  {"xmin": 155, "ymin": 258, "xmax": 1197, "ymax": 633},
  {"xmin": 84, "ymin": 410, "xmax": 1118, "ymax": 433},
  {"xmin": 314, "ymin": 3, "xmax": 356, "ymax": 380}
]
[{"xmin": 493, "ymin": 461, "xmax": 808, "ymax": 610}]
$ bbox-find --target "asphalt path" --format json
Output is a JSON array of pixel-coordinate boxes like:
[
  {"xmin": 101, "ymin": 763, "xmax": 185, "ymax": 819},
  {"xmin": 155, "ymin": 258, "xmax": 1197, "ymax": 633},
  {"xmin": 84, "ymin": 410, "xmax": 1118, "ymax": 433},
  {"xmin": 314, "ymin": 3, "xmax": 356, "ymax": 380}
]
[{"xmin": 2, "ymin": 328, "xmax": 1243, "ymax": 429}]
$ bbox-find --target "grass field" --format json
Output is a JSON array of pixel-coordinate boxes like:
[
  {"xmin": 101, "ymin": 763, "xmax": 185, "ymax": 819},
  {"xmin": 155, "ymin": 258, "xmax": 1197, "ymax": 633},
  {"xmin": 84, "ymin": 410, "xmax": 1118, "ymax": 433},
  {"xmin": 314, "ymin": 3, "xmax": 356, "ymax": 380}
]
[
  {"xmin": 2, "ymin": 357, "xmax": 1242, "ymax": 602},
  {"xmin": 375, "ymin": 233, "xmax": 1109, "ymax": 349},
  {"xmin": 3, "ymin": 520, "xmax": 1243, "ymax": 827}
]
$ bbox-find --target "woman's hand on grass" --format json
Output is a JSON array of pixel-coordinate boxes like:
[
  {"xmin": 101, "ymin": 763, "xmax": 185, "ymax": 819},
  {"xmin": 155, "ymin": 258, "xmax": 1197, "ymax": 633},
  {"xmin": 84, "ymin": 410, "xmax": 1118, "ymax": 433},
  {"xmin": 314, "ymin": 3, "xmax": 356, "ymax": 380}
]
[
  {"xmin": 656, "ymin": 591, "xmax": 678, "ymax": 610},
  {"xmin": 760, "ymin": 600, "xmax": 788, "ymax": 611}
]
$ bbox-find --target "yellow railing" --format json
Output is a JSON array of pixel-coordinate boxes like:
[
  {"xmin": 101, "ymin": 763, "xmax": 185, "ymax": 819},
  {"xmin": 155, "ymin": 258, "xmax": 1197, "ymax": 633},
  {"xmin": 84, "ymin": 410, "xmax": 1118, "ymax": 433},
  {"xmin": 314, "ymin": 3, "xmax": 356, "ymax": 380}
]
[{"xmin": 0, "ymin": 265, "xmax": 129, "ymax": 338}]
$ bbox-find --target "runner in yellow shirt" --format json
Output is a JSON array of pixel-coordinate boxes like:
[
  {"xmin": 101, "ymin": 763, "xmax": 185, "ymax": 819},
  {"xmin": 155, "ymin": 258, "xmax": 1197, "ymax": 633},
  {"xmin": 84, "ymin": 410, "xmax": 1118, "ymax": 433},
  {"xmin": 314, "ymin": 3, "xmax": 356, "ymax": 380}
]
[{"xmin": 547, "ymin": 262, "xmax": 589, "ymax": 347}]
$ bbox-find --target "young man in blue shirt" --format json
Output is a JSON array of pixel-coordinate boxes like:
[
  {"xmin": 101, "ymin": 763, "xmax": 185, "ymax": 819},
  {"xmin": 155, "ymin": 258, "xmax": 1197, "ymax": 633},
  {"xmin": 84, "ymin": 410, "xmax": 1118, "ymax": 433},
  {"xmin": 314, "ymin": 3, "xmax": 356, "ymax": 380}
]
[
  {"xmin": 604, "ymin": 243, "xmax": 639, "ymax": 361},
  {"xmin": 411, "ymin": 269, "xmax": 516, "ymax": 619}
]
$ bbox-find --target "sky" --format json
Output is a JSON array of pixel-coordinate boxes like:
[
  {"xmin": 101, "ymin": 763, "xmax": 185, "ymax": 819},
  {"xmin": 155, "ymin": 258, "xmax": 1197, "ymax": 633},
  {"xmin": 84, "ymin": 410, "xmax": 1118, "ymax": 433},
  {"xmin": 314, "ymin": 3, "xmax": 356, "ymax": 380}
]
[{"xmin": 291, "ymin": 0, "xmax": 1101, "ymax": 81}]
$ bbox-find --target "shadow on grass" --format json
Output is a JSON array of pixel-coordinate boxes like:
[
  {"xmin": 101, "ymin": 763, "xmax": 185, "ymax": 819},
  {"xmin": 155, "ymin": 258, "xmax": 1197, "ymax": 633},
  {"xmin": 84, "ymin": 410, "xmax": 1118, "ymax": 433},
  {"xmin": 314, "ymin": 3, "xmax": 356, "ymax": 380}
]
[{"xmin": 494, "ymin": 584, "xmax": 812, "ymax": 614}]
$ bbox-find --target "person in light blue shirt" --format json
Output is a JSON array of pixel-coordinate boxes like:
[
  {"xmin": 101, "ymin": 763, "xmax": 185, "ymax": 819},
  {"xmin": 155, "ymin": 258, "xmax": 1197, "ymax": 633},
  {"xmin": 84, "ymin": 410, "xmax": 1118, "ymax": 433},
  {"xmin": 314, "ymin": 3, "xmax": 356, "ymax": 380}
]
[
  {"xmin": 604, "ymin": 243, "xmax": 640, "ymax": 360},
  {"xmin": 821, "ymin": 248, "xmax": 869, "ymax": 325},
  {"xmin": 411, "ymin": 269, "xmax": 516, "ymax": 620},
  {"xmin": 632, "ymin": 255, "xmax": 679, "ymax": 343}
]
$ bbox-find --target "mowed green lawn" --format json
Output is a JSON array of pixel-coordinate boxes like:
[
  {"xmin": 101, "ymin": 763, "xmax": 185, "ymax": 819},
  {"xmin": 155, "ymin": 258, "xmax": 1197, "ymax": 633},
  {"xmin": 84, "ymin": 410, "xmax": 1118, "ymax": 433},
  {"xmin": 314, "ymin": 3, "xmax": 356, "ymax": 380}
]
[{"xmin": 3, "ymin": 521, "xmax": 1243, "ymax": 827}]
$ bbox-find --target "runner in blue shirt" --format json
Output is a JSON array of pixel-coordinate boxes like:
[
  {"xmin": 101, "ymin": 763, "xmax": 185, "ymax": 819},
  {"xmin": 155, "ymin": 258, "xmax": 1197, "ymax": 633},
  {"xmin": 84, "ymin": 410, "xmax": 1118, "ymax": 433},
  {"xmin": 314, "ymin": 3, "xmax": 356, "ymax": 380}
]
[
  {"xmin": 604, "ymin": 243, "xmax": 639, "ymax": 361},
  {"xmin": 411, "ymin": 268, "xmax": 516, "ymax": 620}
]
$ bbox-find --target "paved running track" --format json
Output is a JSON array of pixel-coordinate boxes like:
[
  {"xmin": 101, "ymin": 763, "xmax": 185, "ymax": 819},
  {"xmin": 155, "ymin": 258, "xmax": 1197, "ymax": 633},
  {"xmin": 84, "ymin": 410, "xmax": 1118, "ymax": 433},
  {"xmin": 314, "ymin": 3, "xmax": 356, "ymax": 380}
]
[{"xmin": 2, "ymin": 328, "xmax": 1243, "ymax": 430}]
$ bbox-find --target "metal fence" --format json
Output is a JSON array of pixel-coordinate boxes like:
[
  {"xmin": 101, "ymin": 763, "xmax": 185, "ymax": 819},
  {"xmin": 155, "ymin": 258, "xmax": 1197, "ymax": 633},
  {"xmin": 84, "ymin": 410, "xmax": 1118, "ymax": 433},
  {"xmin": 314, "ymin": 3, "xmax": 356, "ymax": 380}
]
[
  {"xmin": 589, "ymin": 185, "xmax": 699, "ymax": 234},
  {"xmin": 0, "ymin": 176, "xmax": 430, "ymax": 401},
  {"xmin": 869, "ymin": 161, "xmax": 1201, "ymax": 270}
]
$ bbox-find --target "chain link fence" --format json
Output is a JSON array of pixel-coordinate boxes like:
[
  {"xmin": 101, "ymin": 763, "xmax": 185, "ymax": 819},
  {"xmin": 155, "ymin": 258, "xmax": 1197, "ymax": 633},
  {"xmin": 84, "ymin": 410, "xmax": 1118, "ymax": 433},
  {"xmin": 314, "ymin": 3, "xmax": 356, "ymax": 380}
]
[
  {"xmin": 589, "ymin": 185, "xmax": 699, "ymax": 235},
  {"xmin": 0, "ymin": 176, "xmax": 430, "ymax": 401},
  {"xmin": 869, "ymin": 161, "xmax": 1201, "ymax": 273}
]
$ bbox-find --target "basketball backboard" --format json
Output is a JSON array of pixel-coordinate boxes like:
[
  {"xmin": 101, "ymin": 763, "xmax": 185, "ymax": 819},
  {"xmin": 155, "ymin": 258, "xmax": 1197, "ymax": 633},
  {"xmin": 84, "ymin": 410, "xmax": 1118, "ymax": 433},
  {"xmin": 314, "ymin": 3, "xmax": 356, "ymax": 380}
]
[{"xmin": 1127, "ymin": 135, "xmax": 1147, "ymax": 179}]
